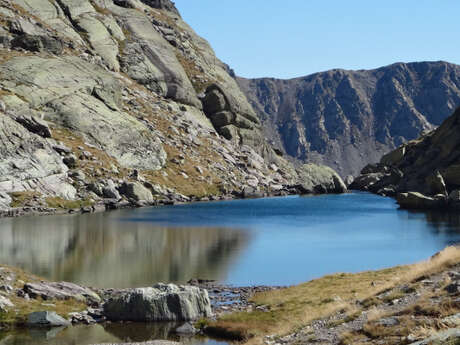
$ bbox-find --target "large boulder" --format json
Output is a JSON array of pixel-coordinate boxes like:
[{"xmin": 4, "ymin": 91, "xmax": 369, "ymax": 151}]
[
  {"xmin": 119, "ymin": 182, "xmax": 153, "ymax": 202},
  {"xmin": 296, "ymin": 164, "xmax": 347, "ymax": 194},
  {"xmin": 103, "ymin": 283, "xmax": 212, "ymax": 322},
  {"xmin": 349, "ymin": 173, "xmax": 385, "ymax": 191},
  {"xmin": 202, "ymin": 84, "xmax": 262, "ymax": 143}
]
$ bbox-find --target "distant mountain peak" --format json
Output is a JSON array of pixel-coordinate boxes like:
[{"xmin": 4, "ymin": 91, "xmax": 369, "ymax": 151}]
[{"xmin": 238, "ymin": 61, "xmax": 460, "ymax": 177}]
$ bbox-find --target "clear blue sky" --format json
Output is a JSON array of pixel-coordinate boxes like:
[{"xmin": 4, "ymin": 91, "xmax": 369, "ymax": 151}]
[{"xmin": 174, "ymin": 0, "xmax": 459, "ymax": 79}]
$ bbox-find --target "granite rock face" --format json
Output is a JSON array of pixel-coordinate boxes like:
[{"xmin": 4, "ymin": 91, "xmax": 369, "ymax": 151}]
[
  {"xmin": 238, "ymin": 62, "xmax": 460, "ymax": 177},
  {"xmin": 0, "ymin": 0, "xmax": 346, "ymax": 214},
  {"xmin": 351, "ymin": 107, "xmax": 460, "ymax": 210},
  {"xmin": 103, "ymin": 283, "xmax": 212, "ymax": 321}
]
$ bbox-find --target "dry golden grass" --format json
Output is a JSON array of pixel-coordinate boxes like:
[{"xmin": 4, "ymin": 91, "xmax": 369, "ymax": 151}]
[
  {"xmin": 45, "ymin": 197, "xmax": 94, "ymax": 210},
  {"xmin": 143, "ymin": 143, "xmax": 223, "ymax": 198},
  {"xmin": 210, "ymin": 246, "xmax": 460, "ymax": 344},
  {"xmin": 175, "ymin": 52, "xmax": 212, "ymax": 93},
  {"xmin": 89, "ymin": 0, "xmax": 113, "ymax": 16},
  {"xmin": 9, "ymin": 191, "xmax": 41, "ymax": 208},
  {"xmin": 0, "ymin": 297, "xmax": 86, "ymax": 328},
  {"xmin": 52, "ymin": 127, "xmax": 128, "ymax": 183}
]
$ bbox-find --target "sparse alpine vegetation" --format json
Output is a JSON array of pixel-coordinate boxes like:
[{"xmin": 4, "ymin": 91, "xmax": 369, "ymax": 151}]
[
  {"xmin": 201, "ymin": 246, "xmax": 460, "ymax": 345},
  {"xmin": 0, "ymin": 0, "xmax": 348, "ymax": 218}
]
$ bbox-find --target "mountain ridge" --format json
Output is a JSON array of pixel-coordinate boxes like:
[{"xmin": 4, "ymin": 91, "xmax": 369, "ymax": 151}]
[{"xmin": 238, "ymin": 60, "xmax": 460, "ymax": 177}]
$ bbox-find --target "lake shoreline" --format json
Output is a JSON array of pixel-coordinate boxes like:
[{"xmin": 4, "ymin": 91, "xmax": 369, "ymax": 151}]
[
  {"xmin": 0, "ymin": 188, "xmax": 350, "ymax": 219},
  {"xmin": 1, "ymin": 247, "xmax": 460, "ymax": 345}
]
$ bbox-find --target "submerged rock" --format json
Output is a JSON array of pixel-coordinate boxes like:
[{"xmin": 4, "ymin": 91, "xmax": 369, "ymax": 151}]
[
  {"xmin": 396, "ymin": 192, "xmax": 445, "ymax": 210},
  {"xmin": 103, "ymin": 283, "xmax": 212, "ymax": 322},
  {"xmin": 174, "ymin": 322, "xmax": 198, "ymax": 335},
  {"xmin": 27, "ymin": 311, "xmax": 71, "ymax": 327}
]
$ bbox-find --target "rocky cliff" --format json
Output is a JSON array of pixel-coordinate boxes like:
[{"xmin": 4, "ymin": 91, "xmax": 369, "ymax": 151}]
[
  {"xmin": 351, "ymin": 106, "xmax": 460, "ymax": 210},
  {"xmin": 0, "ymin": 0, "xmax": 346, "ymax": 215},
  {"xmin": 238, "ymin": 62, "xmax": 460, "ymax": 177}
]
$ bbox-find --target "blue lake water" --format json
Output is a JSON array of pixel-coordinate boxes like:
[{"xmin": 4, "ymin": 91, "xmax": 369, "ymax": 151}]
[
  {"xmin": 2, "ymin": 192, "xmax": 460, "ymax": 345},
  {"xmin": 0, "ymin": 192, "xmax": 459, "ymax": 289}
]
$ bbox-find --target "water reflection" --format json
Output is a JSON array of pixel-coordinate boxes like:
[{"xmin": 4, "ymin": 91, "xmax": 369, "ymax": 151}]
[
  {"xmin": 1, "ymin": 193, "xmax": 460, "ymax": 288},
  {"xmin": 0, "ymin": 324, "xmax": 228, "ymax": 345},
  {"xmin": 407, "ymin": 210, "xmax": 460, "ymax": 239},
  {"xmin": 0, "ymin": 211, "xmax": 248, "ymax": 288}
]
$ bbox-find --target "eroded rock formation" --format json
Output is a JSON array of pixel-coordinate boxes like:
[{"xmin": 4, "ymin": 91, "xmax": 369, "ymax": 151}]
[{"xmin": 0, "ymin": 0, "xmax": 346, "ymax": 215}]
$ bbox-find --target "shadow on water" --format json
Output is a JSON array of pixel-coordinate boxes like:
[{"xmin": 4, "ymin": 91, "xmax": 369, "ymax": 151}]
[
  {"xmin": 406, "ymin": 209, "xmax": 460, "ymax": 240},
  {"xmin": 0, "ymin": 323, "xmax": 230, "ymax": 345}
]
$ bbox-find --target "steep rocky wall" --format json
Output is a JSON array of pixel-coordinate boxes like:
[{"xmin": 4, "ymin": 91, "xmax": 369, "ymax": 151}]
[
  {"xmin": 238, "ymin": 62, "xmax": 460, "ymax": 177},
  {"xmin": 0, "ymin": 0, "xmax": 346, "ymax": 214},
  {"xmin": 351, "ymin": 107, "xmax": 460, "ymax": 209}
]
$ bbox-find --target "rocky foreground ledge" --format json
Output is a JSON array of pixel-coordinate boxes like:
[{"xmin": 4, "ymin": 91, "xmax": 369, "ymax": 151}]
[
  {"xmin": 0, "ymin": 264, "xmax": 281, "ymax": 341},
  {"xmin": 2, "ymin": 248, "xmax": 460, "ymax": 345},
  {"xmin": 0, "ymin": 272, "xmax": 213, "ymax": 327}
]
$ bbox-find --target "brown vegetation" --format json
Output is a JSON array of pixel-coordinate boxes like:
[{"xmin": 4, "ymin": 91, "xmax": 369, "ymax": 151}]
[{"xmin": 208, "ymin": 246, "xmax": 460, "ymax": 344}]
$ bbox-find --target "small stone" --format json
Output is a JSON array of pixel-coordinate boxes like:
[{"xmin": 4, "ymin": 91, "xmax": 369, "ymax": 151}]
[
  {"xmin": 0, "ymin": 295, "xmax": 13, "ymax": 311},
  {"xmin": 445, "ymin": 282, "xmax": 460, "ymax": 294},
  {"xmin": 175, "ymin": 322, "xmax": 198, "ymax": 335},
  {"xmin": 63, "ymin": 154, "xmax": 78, "ymax": 168}
]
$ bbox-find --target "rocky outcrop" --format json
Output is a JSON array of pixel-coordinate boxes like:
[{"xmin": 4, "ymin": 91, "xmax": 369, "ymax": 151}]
[
  {"xmin": 0, "ymin": 0, "xmax": 346, "ymax": 215},
  {"xmin": 23, "ymin": 281, "xmax": 101, "ymax": 303},
  {"xmin": 238, "ymin": 62, "xmax": 460, "ymax": 177},
  {"xmin": 119, "ymin": 182, "xmax": 154, "ymax": 202},
  {"xmin": 351, "ymin": 107, "xmax": 460, "ymax": 210},
  {"xmin": 202, "ymin": 84, "xmax": 261, "ymax": 142},
  {"xmin": 296, "ymin": 164, "xmax": 347, "ymax": 194},
  {"xmin": 103, "ymin": 283, "xmax": 212, "ymax": 321}
]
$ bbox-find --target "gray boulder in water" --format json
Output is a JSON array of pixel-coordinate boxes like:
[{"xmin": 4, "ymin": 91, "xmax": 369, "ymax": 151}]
[
  {"xmin": 27, "ymin": 311, "xmax": 71, "ymax": 327},
  {"xmin": 103, "ymin": 283, "xmax": 212, "ymax": 322}
]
